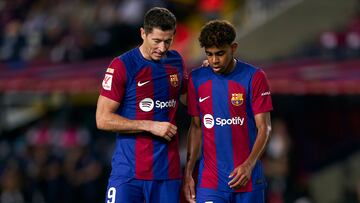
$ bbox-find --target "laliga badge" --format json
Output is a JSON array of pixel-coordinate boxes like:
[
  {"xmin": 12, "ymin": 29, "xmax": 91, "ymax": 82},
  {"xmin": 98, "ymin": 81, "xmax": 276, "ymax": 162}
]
[{"xmin": 102, "ymin": 74, "xmax": 113, "ymax": 90}]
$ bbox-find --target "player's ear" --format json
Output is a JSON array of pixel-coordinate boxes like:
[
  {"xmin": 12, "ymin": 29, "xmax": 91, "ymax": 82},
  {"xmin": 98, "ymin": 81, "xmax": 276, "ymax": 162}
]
[
  {"xmin": 140, "ymin": 28, "xmax": 146, "ymax": 40},
  {"xmin": 231, "ymin": 42, "xmax": 238, "ymax": 53}
]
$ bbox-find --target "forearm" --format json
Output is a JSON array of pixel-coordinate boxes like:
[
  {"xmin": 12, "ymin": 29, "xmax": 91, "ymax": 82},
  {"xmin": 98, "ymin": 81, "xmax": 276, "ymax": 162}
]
[
  {"xmin": 183, "ymin": 119, "xmax": 200, "ymax": 203},
  {"xmin": 246, "ymin": 128, "xmax": 269, "ymax": 167},
  {"xmin": 184, "ymin": 120, "xmax": 202, "ymax": 177},
  {"xmin": 96, "ymin": 112, "xmax": 151, "ymax": 134},
  {"xmin": 245, "ymin": 113, "xmax": 272, "ymax": 167}
]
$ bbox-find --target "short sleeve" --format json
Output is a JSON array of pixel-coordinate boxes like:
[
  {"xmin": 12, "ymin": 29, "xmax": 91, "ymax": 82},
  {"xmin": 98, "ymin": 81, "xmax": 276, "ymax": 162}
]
[
  {"xmin": 181, "ymin": 67, "xmax": 189, "ymax": 95},
  {"xmin": 180, "ymin": 54, "xmax": 189, "ymax": 95},
  {"xmin": 252, "ymin": 70, "xmax": 273, "ymax": 114},
  {"xmin": 100, "ymin": 57, "xmax": 127, "ymax": 103},
  {"xmin": 187, "ymin": 73, "xmax": 199, "ymax": 116}
]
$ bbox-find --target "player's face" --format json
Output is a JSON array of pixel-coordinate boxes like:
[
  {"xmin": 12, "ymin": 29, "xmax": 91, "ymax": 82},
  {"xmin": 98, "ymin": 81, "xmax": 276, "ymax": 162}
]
[
  {"xmin": 141, "ymin": 27, "xmax": 175, "ymax": 61},
  {"xmin": 205, "ymin": 43, "xmax": 238, "ymax": 74}
]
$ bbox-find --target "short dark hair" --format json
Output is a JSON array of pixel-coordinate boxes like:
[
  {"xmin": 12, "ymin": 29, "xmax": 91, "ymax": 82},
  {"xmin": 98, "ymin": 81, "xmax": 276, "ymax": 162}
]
[
  {"xmin": 143, "ymin": 7, "xmax": 176, "ymax": 34},
  {"xmin": 199, "ymin": 20, "xmax": 236, "ymax": 48}
]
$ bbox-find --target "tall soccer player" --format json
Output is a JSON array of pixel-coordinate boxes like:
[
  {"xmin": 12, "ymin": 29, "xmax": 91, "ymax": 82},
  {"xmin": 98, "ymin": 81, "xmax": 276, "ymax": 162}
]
[
  {"xmin": 183, "ymin": 20, "xmax": 273, "ymax": 203},
  {"xmin": 96, "ymin": 7, "xmax": 187, "ymax": 203}
]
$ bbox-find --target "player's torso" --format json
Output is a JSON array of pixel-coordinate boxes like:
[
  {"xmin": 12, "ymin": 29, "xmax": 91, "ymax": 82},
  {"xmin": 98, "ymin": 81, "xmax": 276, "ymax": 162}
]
[
  {"xmin": 192, "ymin": 62, "xmax": 266, "ymax": 192},
  {"xmin": 195, "ymin": 64, "xmax": 255, "ymax": 158},
  {"xmin": 111, "ymin": 49, "xmax": 184, "ymax": 180}
]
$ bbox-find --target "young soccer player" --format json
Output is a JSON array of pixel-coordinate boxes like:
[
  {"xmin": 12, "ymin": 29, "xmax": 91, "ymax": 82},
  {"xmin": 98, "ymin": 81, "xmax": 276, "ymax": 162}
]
[{"xmin": 184, "ymin": 20, "xmax": 273, "ymax": 203}]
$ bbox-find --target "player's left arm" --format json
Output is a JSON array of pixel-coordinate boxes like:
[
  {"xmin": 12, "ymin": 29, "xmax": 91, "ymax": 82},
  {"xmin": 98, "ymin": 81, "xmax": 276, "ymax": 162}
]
[
  {"xmin": 183, "ymin": 116, "xmax": 202, "ymax": 203},
  {"xmin": 180, "ymin": 93, "xmax": 187, "ymax": 105},
  {"xmin": 228, "ymin": 112, "xmax": 272, "ymax": 188},
  {"xmin": 228, "ymin": 69, "xmax": 272, "ymax": 188}
]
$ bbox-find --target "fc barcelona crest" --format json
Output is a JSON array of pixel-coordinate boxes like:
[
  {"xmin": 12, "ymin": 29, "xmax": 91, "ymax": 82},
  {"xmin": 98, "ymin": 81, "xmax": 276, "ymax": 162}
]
[
  {"xmin": 231, "ymin": 93, "xmax": 243, "ymax": 106},
  {"xmin": 169, "ymin": 74, "xmax": 179, "ymax": 87}
]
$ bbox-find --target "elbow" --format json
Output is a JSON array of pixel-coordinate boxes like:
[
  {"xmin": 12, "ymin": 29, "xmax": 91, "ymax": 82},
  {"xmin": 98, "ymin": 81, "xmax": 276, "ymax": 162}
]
[
  {"xmin": 266, "ymin": 124, "xmax": 272, "ymax": 140},
  {"xmin": 96, "ymin": 118, "xmax": 102, "ymax": 130},
  {"xmin": 96, "ymin": 115, "xmax": 106, "ymax": 130}
]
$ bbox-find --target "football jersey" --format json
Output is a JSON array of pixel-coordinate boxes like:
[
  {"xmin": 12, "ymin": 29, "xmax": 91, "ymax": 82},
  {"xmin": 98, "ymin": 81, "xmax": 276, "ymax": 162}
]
[
  {"xmin": 187, "ymin": 59, "xmax": 273, "ymax": 192},
  {"xmin": 100, "ymin": 47, "xmax": 187, "ymax": 180}
]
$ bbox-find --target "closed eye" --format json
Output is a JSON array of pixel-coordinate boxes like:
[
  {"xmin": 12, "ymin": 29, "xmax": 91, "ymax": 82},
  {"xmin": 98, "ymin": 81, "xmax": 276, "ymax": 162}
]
[{"xmin": 205, "ymin": 51, "xmax": 225, "ymax": 56}]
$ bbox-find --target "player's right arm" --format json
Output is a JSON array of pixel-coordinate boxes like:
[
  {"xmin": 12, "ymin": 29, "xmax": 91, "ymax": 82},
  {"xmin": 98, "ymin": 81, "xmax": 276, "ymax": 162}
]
[
  {"xmin": 96, "ymin": 95, "xmax": 177, "ymax": 141},
  {"xmin": 183, "ymin": 116, "xmax": 202, "ymax": 203}
]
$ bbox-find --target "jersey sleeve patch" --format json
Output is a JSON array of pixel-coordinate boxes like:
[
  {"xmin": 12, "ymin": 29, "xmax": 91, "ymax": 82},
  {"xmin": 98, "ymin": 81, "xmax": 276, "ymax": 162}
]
[
  {"xmin": 252, "ymin": 70, "xmax": 273, "ymax": 114},
  {"xmin": 187, "ymin": 73, "xmax": 200, "ymax": 116},
  {"xmin": 102, "ymin": 74, "xmax": 113, "ymax": 90},
  {"xmin": 100, "ymin": 57, "xmax": 127, "ymax": 103}
]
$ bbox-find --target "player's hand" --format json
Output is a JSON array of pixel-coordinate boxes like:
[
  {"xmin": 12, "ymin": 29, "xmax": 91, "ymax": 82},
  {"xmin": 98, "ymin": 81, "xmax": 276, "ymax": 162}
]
[
  {"xmin": 201, "ymin": 59, "xmax": 209, "ymax": 67},
  {"xmin": 228, "ymin": 162, "xmax": 253, "ymax": 189},
  {"xmin": 148, "ymin": 121, "xmax": 177, "ymax": 141},
  {"xmin": 183, "ymin": 175, "xmax": 196, "ymax": 203}
]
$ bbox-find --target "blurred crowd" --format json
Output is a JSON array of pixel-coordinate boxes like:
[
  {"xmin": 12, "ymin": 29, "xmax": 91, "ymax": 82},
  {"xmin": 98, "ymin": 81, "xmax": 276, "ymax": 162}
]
[
  {"xmin": 0, "ymin": 0, "xmax": 242, "ymax": 69},
  {"xmin": 2, "ymin": 0, "xmax": 360, "ymax": 70},
  {"xmin": 0, "ymin": 110, "xmax": 110, "ymax": 203},
  {"xmin": 301, "ymin": 1, "xmax": 360, "ymax": 61},
  {"xmin": 0, "ymin": 0, "xmax": 164, "ymax": 66}
]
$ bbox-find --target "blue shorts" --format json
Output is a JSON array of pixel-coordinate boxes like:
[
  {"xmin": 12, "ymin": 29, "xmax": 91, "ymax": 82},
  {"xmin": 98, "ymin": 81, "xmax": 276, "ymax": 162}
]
[
  {"xmin": 105, "ymin": 176, "xmax": 181, "ymax": 203},
  {"xmin": 196, "ymin": 188, "xmax": 265, "ymax": 203}
]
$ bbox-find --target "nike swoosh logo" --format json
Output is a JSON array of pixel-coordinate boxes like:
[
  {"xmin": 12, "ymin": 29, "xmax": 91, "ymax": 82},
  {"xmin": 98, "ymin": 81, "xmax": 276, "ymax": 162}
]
[
  {"xmin": 137, "ymin": 80, "xmax": 150, "ymax": 87},
  {"xmin": 199, "ymin": 96, "xmax": 210, "ymax": 103}
]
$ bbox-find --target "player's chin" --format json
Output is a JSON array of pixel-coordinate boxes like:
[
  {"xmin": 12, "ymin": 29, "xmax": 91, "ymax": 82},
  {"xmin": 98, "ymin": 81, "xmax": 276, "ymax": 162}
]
[{"xmin": 152, "ymin": 53, "xmax": 164, "ymax": 60}]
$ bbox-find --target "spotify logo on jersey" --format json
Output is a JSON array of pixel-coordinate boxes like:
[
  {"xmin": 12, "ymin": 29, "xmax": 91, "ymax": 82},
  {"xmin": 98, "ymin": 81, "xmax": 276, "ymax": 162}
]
[
  {"xmin": 139, "ymin": 98, "xmax": 154, "ymax": 112},
  {"xmin": 139, "ymin": 98, "xmax": 177, "ymax": 112},
  {"xmin": 203, "ymin": 114, "xmax": 215, "ymax": 129},
  {"xmin": 203, "ymin": 114, "xmax": 245, "ymax": 129}
]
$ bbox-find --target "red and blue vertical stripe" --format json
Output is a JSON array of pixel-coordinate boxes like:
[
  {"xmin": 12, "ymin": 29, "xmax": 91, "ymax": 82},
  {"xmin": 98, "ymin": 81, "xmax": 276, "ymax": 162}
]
[
  {"xmin": 188, "ymin": 60, "xmax": 272, "ymax": 192},
  {"xmin": 102, "ymin": 48, "xmax": 184, "ymax": 180}
]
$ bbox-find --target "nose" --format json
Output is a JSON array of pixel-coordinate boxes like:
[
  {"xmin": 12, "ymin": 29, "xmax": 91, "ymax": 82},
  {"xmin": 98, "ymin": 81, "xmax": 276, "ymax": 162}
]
[
  {"xmin": 158, "ymin": 42, "xmax": 166, "ymax": 53},
  {"xmin": 211, "ymin": 56, "xmax": 219, "ymax": 64}
]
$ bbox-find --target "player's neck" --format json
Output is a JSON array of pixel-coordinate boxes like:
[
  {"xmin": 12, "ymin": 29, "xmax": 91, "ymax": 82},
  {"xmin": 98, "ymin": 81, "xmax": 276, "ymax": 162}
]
[
  {"xmin": 139, "ymin": 45, "xmax": 151, "ymax": 60},
  {"xmin": 222, "ymin": 58, "xmax": 236, "ymax": 75}
]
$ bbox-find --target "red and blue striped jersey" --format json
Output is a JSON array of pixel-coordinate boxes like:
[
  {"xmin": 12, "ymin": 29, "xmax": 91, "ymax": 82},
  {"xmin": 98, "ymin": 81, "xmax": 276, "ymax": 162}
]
[
  {"xmin": 100, "ymin": 47, "xmax": 187, "ymax": 180},
  {"xmin": 187, "ymin": 60, "xmax": 273, "ymax": 192}
]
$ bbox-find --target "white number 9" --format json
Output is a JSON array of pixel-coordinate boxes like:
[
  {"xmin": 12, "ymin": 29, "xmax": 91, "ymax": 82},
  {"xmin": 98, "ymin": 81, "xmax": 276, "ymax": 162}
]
[{"xmin": 107, "ymin": 187, "xmax": 116, "ymax": 203}]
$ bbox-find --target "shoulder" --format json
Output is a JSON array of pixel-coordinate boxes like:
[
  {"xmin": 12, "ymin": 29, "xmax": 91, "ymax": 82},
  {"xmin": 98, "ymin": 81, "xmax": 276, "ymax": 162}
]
[
  {"xmin": 189, "ymin": 66, "xmax": 209, "ymax": 78},
  {"xmin": 107, "ymin": 56, "xmax": 124, "ymax": 71},
  {"xmin": 167, "ymin": 50, "xmax": 182, "ymax": 59},
  {"xmin": 188, "ymin": 66, "xmax": 213, "ymax": 87},
  {"xmin": 237, "ymin": 60, "xmax": 260, "ymax": 75},
  {"xmin": 236, "ymin": 60, "xmax": 270, "ymax": 81},
  {"xmin": 116, "ymin": 48, "xmax": 146, "ymax": 76},
  {"xmin": 118, "ymin": 48, "xmax": 138, "ymax": 63},
  {"xmin": 164, "ymin": 50, "xmax": 184, "ymax": 64}
]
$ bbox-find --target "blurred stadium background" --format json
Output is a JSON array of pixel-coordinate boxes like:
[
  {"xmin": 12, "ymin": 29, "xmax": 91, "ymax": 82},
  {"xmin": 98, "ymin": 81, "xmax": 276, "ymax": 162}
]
[{"xmin": 0, "ymin": 0, "xmax": 359, "ymax": 203}]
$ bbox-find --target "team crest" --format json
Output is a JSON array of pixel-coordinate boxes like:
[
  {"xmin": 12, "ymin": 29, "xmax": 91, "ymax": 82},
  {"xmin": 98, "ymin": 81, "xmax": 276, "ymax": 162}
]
[
  {"xmin": 231, "ymin": 93, "xmax": 243, "ymax": 106},
  {"xmin": 169, "ymin": 74, "xmax": 179, "ymax": 87}
]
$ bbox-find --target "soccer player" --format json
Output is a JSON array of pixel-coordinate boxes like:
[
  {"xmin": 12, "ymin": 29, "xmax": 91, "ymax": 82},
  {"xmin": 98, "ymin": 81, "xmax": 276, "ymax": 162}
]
[
  {"xmin": 96, "ymin": 7, "xmax": 187, "ymax": 203},
  {"xmin": 183, "ymin": 20, "xmax": 273, "ymax": 203}
]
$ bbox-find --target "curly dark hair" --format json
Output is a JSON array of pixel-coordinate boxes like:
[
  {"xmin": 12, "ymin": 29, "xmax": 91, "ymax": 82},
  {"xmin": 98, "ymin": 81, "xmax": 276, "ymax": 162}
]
[
  {"xmin": 143, "ymin": 7, "xmax": 176, "ymax": 34},
  {"xmin": 199, "ymin": 20, "xmax": 236, "ymax": 48}
]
